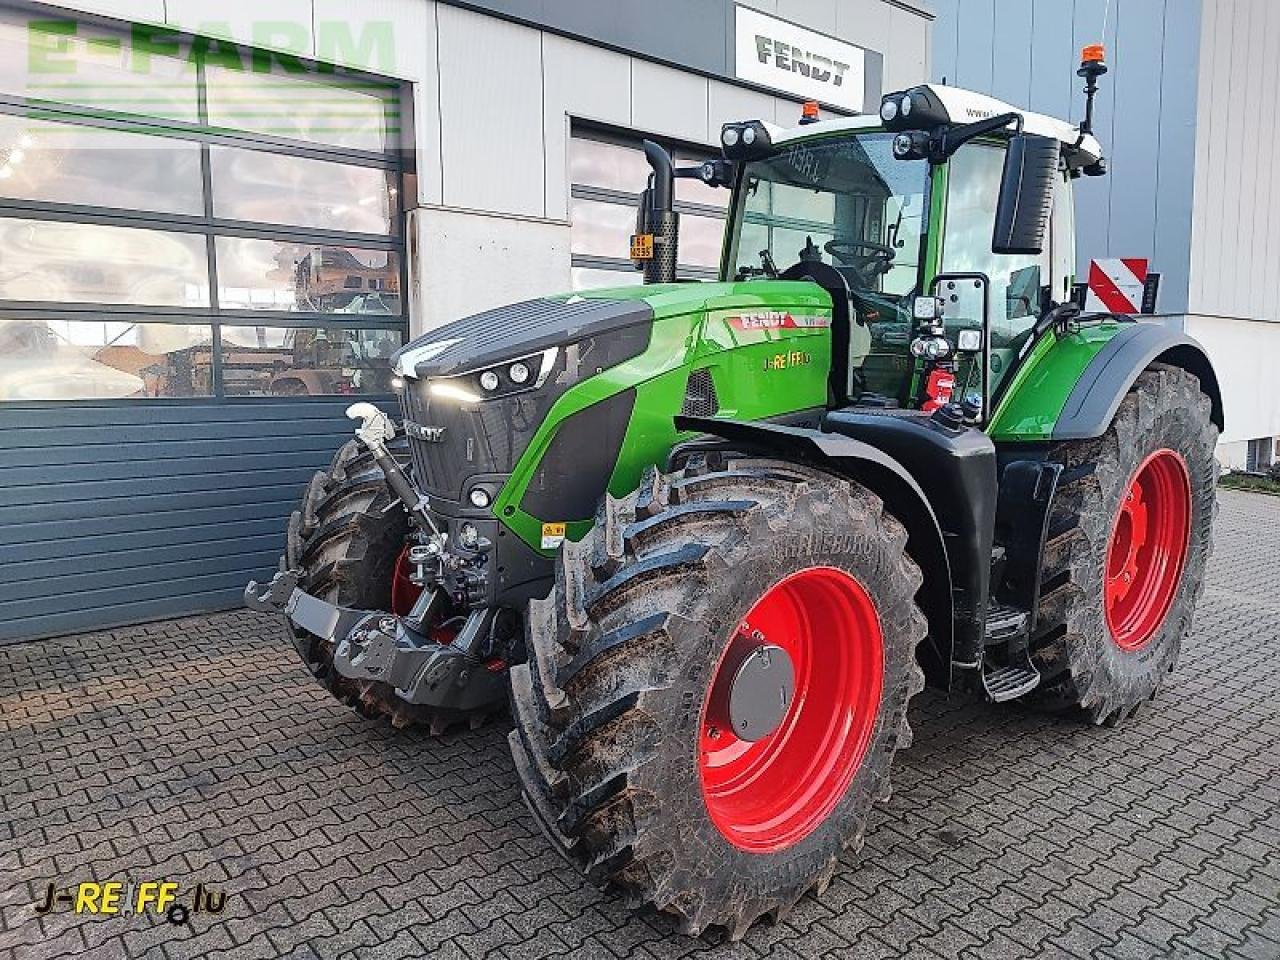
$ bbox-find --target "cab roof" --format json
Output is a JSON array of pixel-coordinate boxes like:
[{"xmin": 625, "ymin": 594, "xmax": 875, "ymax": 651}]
[{"xmin": 767, "ymin": 83, "xmax": 1104, "ymax": 170}]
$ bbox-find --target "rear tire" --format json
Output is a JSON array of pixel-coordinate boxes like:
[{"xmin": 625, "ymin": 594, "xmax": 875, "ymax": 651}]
[
  {"xmin": 281, "ymin": 436, "xmax": 492, "ymax": 733},
  {"xmin": 509, "ymin": 458, "xmax": 927, "ymax": 938},
  {"xmin": 1030, "ymin": 365, "xmax": 1218, "ymax": 724}
]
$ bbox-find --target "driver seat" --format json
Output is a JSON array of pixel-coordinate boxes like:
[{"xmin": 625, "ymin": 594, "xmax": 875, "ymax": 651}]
[{"xmin": 779, "ymin": 260, "xmax": 856, "ymax": 406}]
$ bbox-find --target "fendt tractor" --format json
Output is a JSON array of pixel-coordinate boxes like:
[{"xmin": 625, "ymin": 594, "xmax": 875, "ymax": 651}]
[{"xmin": 247, "ymin": 47, "xmax": 1222, "ymax": 937}]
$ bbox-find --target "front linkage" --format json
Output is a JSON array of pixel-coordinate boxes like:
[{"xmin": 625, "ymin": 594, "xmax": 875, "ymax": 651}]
[{"xmin": 245, "ymin": 403, "xmax": 508, "ymax": 717}]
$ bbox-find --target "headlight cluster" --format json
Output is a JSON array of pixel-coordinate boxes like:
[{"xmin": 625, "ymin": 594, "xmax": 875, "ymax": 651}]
[
  {"xmin": 878, "ymin": 86, "xmax": 949, "ymax": 134},
  {"xmin": 427, "ymin": 346, "xmax": 558, "ymax": 404},
  {"xmin": 720, "ymin": 120, "xmax": 773, "ymax": 161}
]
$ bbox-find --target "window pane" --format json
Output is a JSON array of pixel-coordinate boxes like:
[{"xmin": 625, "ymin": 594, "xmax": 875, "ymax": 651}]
[
  {"xmin": 205, "ymin": 65, "xmax": 399, "ymax": 152},
  {"xmin": 678, "ymin": 213, "xmax": 724, "ymax": 269},
  {"xmin": 0, "ymin": 15, "xmax": 199, "ymax": 121},
  {"xmin": 571, "ymin": 266, "xmax": 642, "ymax": 291},
  {"xmin": 0, "ymin": 217, "xmax": 209, "ymax": 306},
  {"xmin": 569, "ymin": 137, "xmax": 649, "ymax": 194},
  {"xmin": 0, "ymin": 115, "xmax": 203, "ymax": 214},
  {"xmin": 209, "ymin": 146, "xmax": 397, "ymax": 234},
  {"xmin": 570, "ymin": 198, "xmax": 635, "ymax": 260},
  {"xmin": 219, "ymin": 324, "xmax": 403, "ymax": 396},
  {"xmin": 0, "ymin": 317, "xmax": 212, "ymax": 400},
  {"xmin": 215, "ymin": 237, "xmax": 400, "ymax": 313}
]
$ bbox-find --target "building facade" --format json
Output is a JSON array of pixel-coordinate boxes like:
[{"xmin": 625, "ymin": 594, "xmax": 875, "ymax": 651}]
[
  {"xmin": 931, "ymin": 0, "xmax": 1280, "ymax": 470},
  {"xmin": 0, "ymin": 0, "xmax": 931, "ymax": 641}
]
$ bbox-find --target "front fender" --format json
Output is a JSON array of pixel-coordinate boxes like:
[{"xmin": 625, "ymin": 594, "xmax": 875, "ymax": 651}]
[{"xmin": 675, "ymin": 415, "xmax": 954, "ymax": 690}]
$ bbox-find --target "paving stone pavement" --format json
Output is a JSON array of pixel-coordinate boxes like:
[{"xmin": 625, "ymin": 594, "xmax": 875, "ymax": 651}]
[{"xmin": 1, "ymin": 487, "xmax": 1278, "ymax": 960}]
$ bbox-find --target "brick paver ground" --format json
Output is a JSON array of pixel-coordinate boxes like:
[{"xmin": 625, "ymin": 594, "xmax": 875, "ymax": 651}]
[{"xmin": 2, "ymin": 488, "xmax": 1278, "ymax": 960}]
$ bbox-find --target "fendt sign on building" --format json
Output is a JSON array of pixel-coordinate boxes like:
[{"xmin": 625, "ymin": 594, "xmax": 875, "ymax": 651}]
[{"xmin": 734, "ymin": 5, "xmax": 866, "ymax": 112}]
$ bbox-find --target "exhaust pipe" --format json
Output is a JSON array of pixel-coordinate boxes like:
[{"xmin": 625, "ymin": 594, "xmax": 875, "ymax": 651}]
[{"xmin": 637, "ymin": 140, "xmax": 679, "ymax": 284}]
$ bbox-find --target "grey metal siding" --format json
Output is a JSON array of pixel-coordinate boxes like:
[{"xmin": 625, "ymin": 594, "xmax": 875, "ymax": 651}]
[
  {"xmin": 442, "ymin": 0, "xmax": 923, "ymax": 112},
  {"xmin": 930, "ymin": 0, "xmax": 1203, "ymax": 312},
  {"xmin": 1189, "ymin": 0, "xmax": 1280, "ymax": 321},
  {"xmin": 0, "ymin": 398, "xmax": 382, "ymax": 643}
]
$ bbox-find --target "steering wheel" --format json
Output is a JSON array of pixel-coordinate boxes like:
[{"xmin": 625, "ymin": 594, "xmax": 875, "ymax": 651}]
[{"xmin": 824, "ymin": 239, "xmax": 896, "ymax": 287}]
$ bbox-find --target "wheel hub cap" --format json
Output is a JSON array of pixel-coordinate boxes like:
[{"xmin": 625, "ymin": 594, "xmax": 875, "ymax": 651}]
[
  {"xmin": 706, "ymin": 640, "xmax": 796, "ymax": 743},
  {"xmin": 1104, "ymin": 449, "xmax": 1192, "ymax": 651},
  {"xmin": 698, "ymin": 566, "xmax": 884, "ymax": 853}
]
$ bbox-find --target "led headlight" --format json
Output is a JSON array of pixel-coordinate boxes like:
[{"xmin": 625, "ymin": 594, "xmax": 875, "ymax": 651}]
[
  {"xmin": 508, "ymin": 361, "xmax": 530, "ymax": 384},
  {"xmin": 741, "ymin": 125, "xmax": 756, "ymax": 145},
  {"xmin": 722, "ymin": 126, "xmax": 740, "ymax": 147},
  {"xmin": 900, "ymin": 93, "xmax": 914, "ymax": 117},
  {"xmin": 468, "ymin": 487, "xmax": 492, "ymax": 509},
  {"xmin": 479, "ymin": 370, "xmax": 500, "ymax": 392},
  {"xmin": 880, "ymin": 98, "xmax": 899, "ymax": 123}
]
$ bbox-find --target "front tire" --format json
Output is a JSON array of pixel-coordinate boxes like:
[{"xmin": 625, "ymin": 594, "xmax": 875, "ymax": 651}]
[
  {"xmin": 282, "ymin": 436, "xmax": 495, "ymax": 733},
  {"xmin": 1030, "ymin": 364, "xmax": 1218, "ymax": 723},
  {"xmin": 509, "ymin": 458, "xmax": 927, "ymax": 938}
]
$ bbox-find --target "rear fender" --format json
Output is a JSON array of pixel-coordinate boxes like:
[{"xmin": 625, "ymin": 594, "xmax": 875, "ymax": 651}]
[
  {"xmin": 674, "ymin": 415, "xmax": 954, "ymax": 690},
  {"xmin": 1053, "ymin": 325, "xmax": 1223, "ymax": 439}
]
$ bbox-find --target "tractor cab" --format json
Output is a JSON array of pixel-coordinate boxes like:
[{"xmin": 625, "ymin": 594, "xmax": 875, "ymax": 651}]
[{"xmin": 713, "ymin": 84, "xmax": 1104, "ymax": 423}]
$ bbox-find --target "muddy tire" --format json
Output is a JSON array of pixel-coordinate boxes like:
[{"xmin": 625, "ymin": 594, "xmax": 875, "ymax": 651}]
[
  {"xmin": 282, "ymin": 436, "xmax": 491, "ymax": 733},
  {"xmin": 509, "ymin": 458, "xmax": 927, "ymax": 939},
  {"xmin": 1030, "ymin": 364, "xmax": 1218, "ymax": 724}
]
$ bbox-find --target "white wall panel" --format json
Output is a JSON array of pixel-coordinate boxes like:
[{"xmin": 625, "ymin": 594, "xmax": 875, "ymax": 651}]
[
  {"xmin": 435, "ymin": 5, "xmax": 544, "ymax": 216},
  {"xmin": 414, "ymin": 207, "xmax": 572, "ymax": 333},
  {"xmin": 310, "ymin": 0, "xmax": 423, "ymax": 76},
  {"xmin": 52, "ymin": 0, "xmax": 165, "ymax": 21},
  {"xmin": 631, "ymin": 59, "xmax": 711, "ymax": 144},
  {"xmin": 165, "ymin": 0, "xmax": 316, "ymax": 56},
  {"xmin": 1184, "ymin": 314, "xmax": 1280, "ymax": 443},
  {"xmin": 1189, "ymin": 0, "xmax": 1280, "ymax": 320},
  {"xmin": 542, "ymin": 33, "xmax": 632, "ymax": 220},
  {"xmin": 885, "ymin": 7, "xmax": 930, "ymax": 91},
  {"xmin": 836, "ymin": 0, "xmax": 890, "ymax": 59},
  {"xmin": 777, "ymin": 0, "xmax": 838, "ymax": 36},
  {"xmin": 709, "ymin": 80, "xmax": 777, "ymax": 127},
  {"xmin": 312, "ymin": 0, "xmax": 442, "ymax": 204}
]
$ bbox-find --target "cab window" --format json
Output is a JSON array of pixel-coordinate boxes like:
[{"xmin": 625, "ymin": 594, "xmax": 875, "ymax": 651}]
[{"xmin": 941, "ymin": 143, "xmax": 1052, "ymax": 394}]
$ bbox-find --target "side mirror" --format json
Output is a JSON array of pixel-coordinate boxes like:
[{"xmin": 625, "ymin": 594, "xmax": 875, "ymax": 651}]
[{"xmin": 992, "ymin": 134, "xmax": 1058, "ymax": 255}]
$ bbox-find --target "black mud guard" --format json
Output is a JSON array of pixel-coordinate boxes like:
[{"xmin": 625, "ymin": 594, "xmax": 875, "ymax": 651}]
[
  {"xmin": 674, "ymin": 415, "xmax": 954, "ymax": 690},
  {"xmin": 1053, "ymin": 324, "xmax": 1224, "ymax": 440}
]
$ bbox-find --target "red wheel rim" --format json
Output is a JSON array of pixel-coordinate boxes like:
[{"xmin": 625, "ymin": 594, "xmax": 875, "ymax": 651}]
[
  {"xmin": 698, "ymin": 567, "xmax": 884, "ymax": 853},
  {"xmin": 1104, "ymin": 449, "xmax": 1192, "ymax": 651},
  {"xmin": 390, "ymin": 546, "xmax": 422, "ymax": 616}
]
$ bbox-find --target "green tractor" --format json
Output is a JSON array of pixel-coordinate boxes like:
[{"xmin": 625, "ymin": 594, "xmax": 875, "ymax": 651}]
[{"xmin": 247, "ymin": 50, "xmax": 1222, "ymax": 938}]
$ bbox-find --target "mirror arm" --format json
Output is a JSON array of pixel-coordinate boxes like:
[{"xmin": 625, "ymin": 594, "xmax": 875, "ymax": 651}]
[{"xmin": 931, "ymin": 111, "xmax": 1023, "ymax": 163}]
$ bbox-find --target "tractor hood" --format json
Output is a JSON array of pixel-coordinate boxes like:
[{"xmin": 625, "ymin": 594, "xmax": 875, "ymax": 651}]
[
  {"xmin": 392, "ymin": 282, "xmax": 782, "ymax": 380},
  {"xmin": 393, "ymin": 294, "xmax": 660, "ymax": 380}
]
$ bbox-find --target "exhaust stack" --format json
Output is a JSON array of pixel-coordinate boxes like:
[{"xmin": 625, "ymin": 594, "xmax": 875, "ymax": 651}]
[{"xmin": 632, "ymin": 140, "xmax": 680, "ymax": 284}]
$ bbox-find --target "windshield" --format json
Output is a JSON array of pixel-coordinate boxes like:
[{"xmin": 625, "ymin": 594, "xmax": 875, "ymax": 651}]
[{"xmin": 726, "ymin": 133, "xmax": 929, "ymax": 296}]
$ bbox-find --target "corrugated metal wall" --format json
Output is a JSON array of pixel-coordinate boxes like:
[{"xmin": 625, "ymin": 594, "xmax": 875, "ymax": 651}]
[
  {"xmin": 0, "ymin": 399, "xmax": 382, "ymax": 643},
  {"xmin": 929, "ymin": 0, "xmax": 1204, "ymax": 314},
  {"xmin": 1189, "ymin": 0, "xmax": 1280, "ymax": 322}
]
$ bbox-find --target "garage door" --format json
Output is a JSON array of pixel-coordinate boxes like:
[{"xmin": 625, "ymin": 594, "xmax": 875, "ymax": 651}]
[{"xmin": 0, "ymin": 11, "xmax": 409, "ymax": 642}]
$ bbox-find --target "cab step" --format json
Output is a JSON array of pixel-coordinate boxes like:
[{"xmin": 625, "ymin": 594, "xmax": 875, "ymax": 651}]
[
  {"xmin": 980, "ymin": 601, "xmax": 1041, "ymax": 702},
  {"xmin": 982, "ymin": 664, "xmax": 1041, "ymax": 701}
]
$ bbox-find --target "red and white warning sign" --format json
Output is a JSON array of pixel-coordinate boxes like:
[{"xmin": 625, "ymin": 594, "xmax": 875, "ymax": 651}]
[{"xmin": 1086, "ymin": 258, "xmax": 1148, "ymax": 314}]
